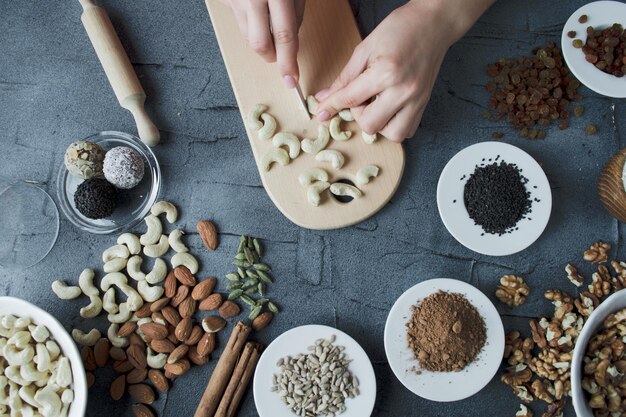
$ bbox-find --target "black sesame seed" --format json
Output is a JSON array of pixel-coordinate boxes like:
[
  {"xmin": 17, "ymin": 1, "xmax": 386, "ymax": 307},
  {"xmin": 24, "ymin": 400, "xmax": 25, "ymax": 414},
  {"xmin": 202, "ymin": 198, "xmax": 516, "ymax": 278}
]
[{"xmin": 74, "ymin": 178, "xmax": 117, "ymax": 219}]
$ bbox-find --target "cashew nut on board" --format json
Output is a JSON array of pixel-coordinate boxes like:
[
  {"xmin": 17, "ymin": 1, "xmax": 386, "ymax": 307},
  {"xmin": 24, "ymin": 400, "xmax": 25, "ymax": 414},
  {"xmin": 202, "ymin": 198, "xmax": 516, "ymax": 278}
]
[
  {"xmin": 330, "ymin": 182, "xmax": 363, "ymax": 199},
  {"xmin": 299, "ymin": 168, "xmax": 329, "ymax": 186},
  {"xmin": 168, "ymin": 229, "xmax": 189, "ymax": 253},
  {"xmin": 139, "ymin": 214, "xmax": 163, "ymax": 246},
  {"xmin": 51, "ymin": 280, "xmax": 82, "ymax": 300},
  {"xmin": 307, "ymin": 181, "xmax": 330, "ymax": 207},
  {"xmin": 150, "ymin": 200, "xmax": 178, "ymax": 223},
  {"xmin": 171, "ymin": 252, "xmax": 199, "ymax": 275},
  {"xmin": 362, "ymin": 131, "xmax": 378, "ymax": 144},
  {"xmin": 257, "ymin": 113, "xmax": 277, "ymax": 140},
  {"xmin": 306, "ymin": 95, "xmax": 319, "ymax": 115},
  {"xmin": 329, "ymin": 115, "xmax": 352, "ymax": 141},
  {"xmin": 355, "ymin": 165, "xmax": 380, "ymax": 185},
  {"xmin": 338, "ymin": 109, "xmax": 354, "ymax": 122},
  {"xmin": 261, "ymin": 148, "xmax": 290, "ymax": 172},
  {"xmin": 301, "ymin": 125, "xmax": 330, "ymax": 155},
  {"xmin": 272, "ymin": 132, "xmax": 301, "ymax": 159},
  {"xmin": 117, "ymin": 232, "xmax": 141, "ymax": 255},
  {"xmin": 315, "ymin": 150, "xmax": 345, "ymax": 170},
  {"xmin": 247, "ymin": 103, "xmax": 268, "ymax": 130}
]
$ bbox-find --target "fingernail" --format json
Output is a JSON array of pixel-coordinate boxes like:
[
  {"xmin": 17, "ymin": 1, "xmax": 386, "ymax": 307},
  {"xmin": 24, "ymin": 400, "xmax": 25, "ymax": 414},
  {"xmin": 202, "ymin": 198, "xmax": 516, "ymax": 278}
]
[
  {"xmin": 317, "ymin": 110, "xmax": 331, "ymax": 122},
  {"xmin": 283, "ymin": 75, "xmax": 296, "ymax": 89},
  {"xmin": 315, "ymin": 88, "xmax": 330, "ymax": 100}
]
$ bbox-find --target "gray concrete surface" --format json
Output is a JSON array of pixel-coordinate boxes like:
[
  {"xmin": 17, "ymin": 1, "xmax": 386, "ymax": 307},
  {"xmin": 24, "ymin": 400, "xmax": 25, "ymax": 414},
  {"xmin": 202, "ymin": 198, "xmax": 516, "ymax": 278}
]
[{"xmin": 1, "ymin": 0, "xmax": 624, "ymax": 416}]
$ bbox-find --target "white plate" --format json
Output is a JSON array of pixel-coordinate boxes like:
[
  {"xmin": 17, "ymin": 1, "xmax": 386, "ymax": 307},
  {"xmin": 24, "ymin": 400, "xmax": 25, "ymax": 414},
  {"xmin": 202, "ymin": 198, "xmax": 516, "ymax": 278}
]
[
  {"xmin": 384, "ymin": 278, "xmax": 505, "ymax": 402},
  {"xmin": 253, "ymin": 325, "xmax": 376, "ymax": 417},
  {"xmin": 0, "ymin": 296, "xmax": 87, "ymax": 417},
  {"xmin": 437, "ymin": 141, "xmax": 552, "ymax": 256},
  {"xmin": 561, "ymin": 1, "xmax": 626, "ymax": 98},
  {"xmin": 571, "ymin": 288, "xmax": 626, "ymax": 417}
]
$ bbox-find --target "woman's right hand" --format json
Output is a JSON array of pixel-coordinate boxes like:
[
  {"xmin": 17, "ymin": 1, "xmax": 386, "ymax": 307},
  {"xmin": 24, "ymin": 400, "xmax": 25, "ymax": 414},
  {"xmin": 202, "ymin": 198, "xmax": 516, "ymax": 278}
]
[{"xmin": 220, "ymin": 0, "xmax": 306, "ymax": 88}]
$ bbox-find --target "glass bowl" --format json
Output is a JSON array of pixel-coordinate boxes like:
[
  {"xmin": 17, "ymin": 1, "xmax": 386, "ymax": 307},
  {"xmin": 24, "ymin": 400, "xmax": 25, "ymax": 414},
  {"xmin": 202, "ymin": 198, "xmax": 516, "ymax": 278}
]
[{"xmin": 56, "ymin": 131, "xmax": 161, "ymax": 234}]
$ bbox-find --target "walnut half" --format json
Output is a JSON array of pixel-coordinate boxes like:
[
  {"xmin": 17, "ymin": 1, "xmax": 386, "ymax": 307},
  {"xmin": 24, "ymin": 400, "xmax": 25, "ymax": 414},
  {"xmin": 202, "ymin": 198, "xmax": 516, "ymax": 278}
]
[
  {"xmin": 583, "ymin": 241, "xmax": 611, "ymax": 264},
  {"xmin": 496, "ymin": 275, "xmax": 530, "ymax": 306}
]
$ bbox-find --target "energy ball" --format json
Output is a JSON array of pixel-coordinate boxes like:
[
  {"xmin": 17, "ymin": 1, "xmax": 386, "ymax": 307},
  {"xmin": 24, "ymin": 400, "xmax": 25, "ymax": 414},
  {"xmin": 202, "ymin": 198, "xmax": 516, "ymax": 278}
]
[
  {"xmin": 74, "ymin": 178, "xmax": 117, "ymax": 219},
  {"xmin": 103, "ymin": 146, "xmax": 145, "ymax": 189},
  {"xmin": 64, "ymin": 141, "xmax": 106, "ymax": 179}
]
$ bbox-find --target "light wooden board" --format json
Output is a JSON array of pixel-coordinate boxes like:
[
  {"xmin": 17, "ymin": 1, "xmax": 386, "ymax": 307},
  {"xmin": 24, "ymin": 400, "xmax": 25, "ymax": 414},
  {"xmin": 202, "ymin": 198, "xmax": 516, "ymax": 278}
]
[{"xmin": 205, "ymin": 0, "xmax": 405, "ymax": 230}]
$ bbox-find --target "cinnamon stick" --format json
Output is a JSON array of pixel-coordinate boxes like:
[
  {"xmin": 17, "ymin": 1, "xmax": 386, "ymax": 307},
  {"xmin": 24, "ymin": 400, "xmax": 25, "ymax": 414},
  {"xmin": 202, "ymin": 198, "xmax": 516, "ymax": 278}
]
[
  {"xmin": 194, "ymin": 321, "xmax": 251, "ymax": 417},
  {"xmin": 215, "ymin": 341, "xmax": 262, "ymax": 417},
  {"xmin": 225, "ymin": 342, "xmax": 262, "ymax": 417}
]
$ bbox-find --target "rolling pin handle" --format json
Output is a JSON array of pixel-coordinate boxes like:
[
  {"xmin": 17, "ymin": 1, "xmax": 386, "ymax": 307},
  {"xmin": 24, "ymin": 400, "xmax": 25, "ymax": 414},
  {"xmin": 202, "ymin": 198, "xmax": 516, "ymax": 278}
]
[
  {"xmin": 124, "ymin": 94, "xmax": 160, "ymax": 147},
  {"xmin": 78, "ymin": 0, "xmax": 97, "ymax": 11}
]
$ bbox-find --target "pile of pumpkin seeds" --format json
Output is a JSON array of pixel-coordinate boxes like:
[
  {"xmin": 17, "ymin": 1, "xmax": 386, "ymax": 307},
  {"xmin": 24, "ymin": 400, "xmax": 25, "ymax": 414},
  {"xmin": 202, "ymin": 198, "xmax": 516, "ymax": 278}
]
[
  {"xmin": 271, "ymin": 335, "xmax": 359, "ymax": 417},
  {"xmin": 226, "ymin": 235, "xmax": 279, "ymax": 320}
]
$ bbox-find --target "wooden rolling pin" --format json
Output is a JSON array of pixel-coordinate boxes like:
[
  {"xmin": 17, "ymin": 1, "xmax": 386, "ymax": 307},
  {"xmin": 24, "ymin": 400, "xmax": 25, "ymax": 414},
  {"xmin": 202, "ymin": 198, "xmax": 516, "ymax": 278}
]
[{"xmin": 79, "ymin": 0, "xmax": 160, "ymax": 146}]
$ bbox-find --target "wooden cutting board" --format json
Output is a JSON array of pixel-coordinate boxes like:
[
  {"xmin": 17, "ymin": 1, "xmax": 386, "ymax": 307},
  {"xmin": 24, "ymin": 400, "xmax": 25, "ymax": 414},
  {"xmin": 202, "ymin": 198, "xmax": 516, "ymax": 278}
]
[{"xmin": 205, "ymin": 0, "xmax": 405, "ymax": 230}]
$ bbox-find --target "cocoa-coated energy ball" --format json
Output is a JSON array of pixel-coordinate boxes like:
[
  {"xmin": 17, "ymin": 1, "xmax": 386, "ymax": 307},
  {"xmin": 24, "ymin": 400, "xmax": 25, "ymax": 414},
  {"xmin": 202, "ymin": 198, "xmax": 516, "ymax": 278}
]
[
  {"xmin": 103, "ymin": 146, "xmax": 145, "ymax": 189},
  {"xmin": 74, "ymin": 178, "xmax": 117, "ymax": 219}
]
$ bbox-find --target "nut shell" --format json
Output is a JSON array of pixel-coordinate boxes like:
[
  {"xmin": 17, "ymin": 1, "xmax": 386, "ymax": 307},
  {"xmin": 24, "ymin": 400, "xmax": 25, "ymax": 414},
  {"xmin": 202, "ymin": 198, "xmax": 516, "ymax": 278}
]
[{"xmin": 599, "ymin": 148, "xmax": 626, "ymax": 223}]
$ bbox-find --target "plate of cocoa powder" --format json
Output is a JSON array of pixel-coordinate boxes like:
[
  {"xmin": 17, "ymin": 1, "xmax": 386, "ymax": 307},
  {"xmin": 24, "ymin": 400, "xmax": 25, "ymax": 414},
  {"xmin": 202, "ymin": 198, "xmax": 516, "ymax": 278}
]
[{"xmin": 384, "ymin": 278, "xmax": 505, "ymax": 402}]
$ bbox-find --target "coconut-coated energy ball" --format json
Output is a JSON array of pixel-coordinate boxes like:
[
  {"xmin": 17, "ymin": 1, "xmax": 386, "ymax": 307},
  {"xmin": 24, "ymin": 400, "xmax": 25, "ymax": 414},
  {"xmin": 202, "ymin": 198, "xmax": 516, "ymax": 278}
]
[
  {"xmin": 103, "ymin": 146, "xmax": 145, "ymax": 189},
  {"xmin": 64, "ymin": 141, "xmax": 106, "ymax": 179},
  {"xmin": 74, "ymin": 178, "xmax": 117, "ymax": 219}
]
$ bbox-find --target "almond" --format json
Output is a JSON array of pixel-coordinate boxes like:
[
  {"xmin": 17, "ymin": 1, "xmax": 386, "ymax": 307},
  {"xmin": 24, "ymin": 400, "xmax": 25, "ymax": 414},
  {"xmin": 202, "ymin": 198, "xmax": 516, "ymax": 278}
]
[
  {"xmin": 175, "ymin": 317, "xmax": 193, "ymax": 342},
  {"xmin": 135, "ymin": 302, "xmax": 153, "ymax": 319},
  {"xmin": 164, "ymin": 370, "xmax": 177, "ymax": 380},
  {"xmin": 86, "ymin": 371, "xmax": 96, "ymax": 388},
  {"xmin": 127, "ymin": 367, "xmax": 148, "ymax": 384},
  {"xmin": 127, "ymin": 344, "xmax": 147, "ymax": 370},
  {"xmin": 128, "ymin": 383, "xmax": 155, "ymax": 405},
  {"xmin": 252, "ymin": 311, "xmax": 273, "ymax": 331},
  {"xmin": 199, "ymin": 293, "xmax": 223, "ymax": 311},
  {"xmin": 150, "ymin": 297, "xmax": 170, "ymax": 312},
  {"xmin": 196, "ymin": 332, "xmax": 216, "ymax": 357},
  {"xmin": 167, "ymin": 325, "xmax": 178, "ymax": 344},
  {"xmin": 132, "ymin": 404, "xmax": 156, "ymax": 417},
  {"xmin": 192, "ymin": 278, "xmax": 217, "ymax": 301},
  {"xmin": 81, "ymin": 346, "xmax": 96, "ymax": 371},
  {"xmin": 148, "ymin": 369, "xmax": 169, "ymax": 393},
  {"xmin": 161, "ymin": 306, "xmax": 181, "ymax": 327},
  {"xmin": 151, "ymin": 311, "xmax": 166, "ymax": 326},
  {"xmin": 110, "ymin": 375, "xmax": 125, "ymax": 400},
  {"xmin": 164, "ymin": 270, "xmax": 177, "ymax": 299},
  {"xmin": 178, "ymin": 296, "xmax": 196, "ymax": 318},
  {"xmin": 174, "ymin": 266, "xmax": 197, "ymax": 286},
  {"xmin": 184, "ymin": 325, "xmax": 204, "ymax": 346},
  {"xmin": 218, "ymin": 300, "xmax": 240, "ymax": 318},
  {"xmin": 118, "ymin": 321, "xmax": 138, "ymax": 337},
  {"xmin": 167, "ymin": 345, "xmax": 189, "ymax": 364},
  {"xmin": 140, "ymin": 322, "xmax": 168, "ymax": 341},
  {"xmin": 202, "ymin": 316, "xmax": 226, "ymax": 333},
  {"xmin": 171, "ymin": 285, "xmax": 189, "ymax": 308},
  {"xmin": 164, "ymin": 359, "xmax": 191, "ymax": 376},
  {"xmin": 188, "ymin": 348, "xmax": 210, "ymax": 366},
  {"xmin": 151, "ymin": 339, "xmax": 176, "ymax": 354},
  {"xmin": 109, "ymin": 346, "xmax": 127, "ymax": 361},
  {"xmin": 197, "ymin": 220, "xmax": 219, "ymax": 251},
  {"xmin": 94, "ymin": 338, "xmax": 110, "ymax": 368},
  {"xmin": 113, "ymin": 359, "xmax": 134, "ymax": 373}
]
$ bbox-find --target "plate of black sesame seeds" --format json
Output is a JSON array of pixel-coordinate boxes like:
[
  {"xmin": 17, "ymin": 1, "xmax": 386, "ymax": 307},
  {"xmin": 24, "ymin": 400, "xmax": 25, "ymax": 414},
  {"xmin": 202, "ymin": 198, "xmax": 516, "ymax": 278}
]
[
  {"xmin": 436, "ymin": 142, "xmax": 551, "ymax": 256},
  {"xmin": 561, "ymin": 1, "xmax": 626, "ymax": 98}
]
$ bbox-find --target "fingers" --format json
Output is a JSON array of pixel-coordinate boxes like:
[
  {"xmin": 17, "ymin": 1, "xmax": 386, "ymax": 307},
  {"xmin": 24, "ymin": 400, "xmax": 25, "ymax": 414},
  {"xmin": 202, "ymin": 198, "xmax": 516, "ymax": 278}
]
[
  {"xmin": 379, "ymin": 103, "xmax": 424, "ymax": 143},
  {"xmin": 294, "ymin": 0, "xmax": 306, "ymax": 28},
  {"xmin": 354, "ymin": 92, "xmax": 402, "ymax": 135},
  {"xmin": 314, "ymin": 42, "xmax": 369, "ymax": 102},
  {"xmin": 247, "ymin": 2, "xmax": 276, "ymax": 62},
  {"xmin": 316, "ymin": 69, "xmax": 383, "ymax": 122},
  {"xmin": 269, "ymin": 0, "xmax": 300, "ymax": 86}
]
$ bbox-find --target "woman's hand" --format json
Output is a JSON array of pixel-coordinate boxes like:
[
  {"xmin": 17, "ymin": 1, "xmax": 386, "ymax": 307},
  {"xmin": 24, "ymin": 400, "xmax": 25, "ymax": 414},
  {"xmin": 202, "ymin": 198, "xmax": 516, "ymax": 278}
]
[
  {"xmin": 315, "ymin": 0, "xmax": 493, "ymax": 142},
  {"xmin": 220, "ymin": 0, "xmax": 306, "ymax": 88}
]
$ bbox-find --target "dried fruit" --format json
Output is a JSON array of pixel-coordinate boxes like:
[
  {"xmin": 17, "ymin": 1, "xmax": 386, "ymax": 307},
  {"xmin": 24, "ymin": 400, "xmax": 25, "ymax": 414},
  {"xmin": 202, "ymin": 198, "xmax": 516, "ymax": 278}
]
[
  {"xmin": 578, "ymin": 14, "xmax": 588, "ymax": 23},
  {"xmin": 218, "ymin": 300, "xmax": 241, "ymax": 318},
  {"xmin": 567, "ymin": 30, "xmax": 576, "ymax": 38},
  {"xmin": 128, "ymin": 383, "xmax": 155, "ymax": 405},
  {"xmin": 197, "ymin": 220, "xmax": 219, "ymax": 251},
  {"xmin": 110, "ymin": 375, "xmax": 126, "ymax": 401},
  {"xmin": 585, "ymin": 124, "xmax": 598, "ymax": 135},
  {"xmin": 572, "ymin": 39, "xmax": 583, "ymax": 48}
]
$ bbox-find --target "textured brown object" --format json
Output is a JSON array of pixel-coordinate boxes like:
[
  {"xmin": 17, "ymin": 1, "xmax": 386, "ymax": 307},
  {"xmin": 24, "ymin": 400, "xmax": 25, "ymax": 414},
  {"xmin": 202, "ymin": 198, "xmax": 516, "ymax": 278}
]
[
  {"xmin": 127, "ymin": 344, "xmax": 147, "ymax": 370},
  {"xmin": 113, "ymin": 359, "xmax": 135, "ymax": 373},
  {"xmin": 197, "ymin": 333, "xmax": 217, "ymax": 357},
  {"xmin": 128, "ymin": 383, "xmax": 155, "ymax": 405},
  {"xmin": 110, "ymin": 375, "xmax": 126, "ymax": 400},
  {"xmin": 174, "ymin": 266, "xmax": 197, "ymax": 286},
  {"xmin": 151, "ymin": 339, "xmax": 176, "ymax": 354},
  {"xmin": 135, "ymin": 302, "xmax": 153, "ymax": 319},
  {"xmin": 168, "ymin": 345, "xmax": 189, "ymax": 364},
  {"xmin": 109, "ymin": 346, "xmax": 127, "ymax": 361},
  {"xmin": 202, "ymin": 316, "xmax": 226, "ymax": 333},
  {"xmin": 175, "ymin": 317, "xmax": 193, "ymax": 342},
  {"xmin": 584, "ymin": 241, "xmax": 611, "ymax": 264},
  {"xmin": 86, "ymin": 371, "xmax": 96, "ymax": 388},
  {"xmin": 188, "ymin": 347, "xmax": 211, "ymax": 366},
  {"xmin": 140, "ymin": 322, "xmax": 168, "ymax": 341},
  {"xmin": 161, "ymin": 306, "xmax": 182, "ymax": 327},
  {"xmin": 148, "ymin": 369, "xmax": 169, "ymax": 393},
  {"xmin": 184, "ymin": 325, "xmax": 204, "ymax": 346},
  {"xmin": 150, "ymin": 297, "xmax": 170, "ymax": 312},
  {"xmin": 94, "ymin": 338, "xmax": 110, "ymax": 368},
  {"xmin": 251, "ymin": 312, "xmax": 273, "ymax": 331},
  {"xmin": 582, "ymin": 23, "xmax": 625, "ymax": 77},
  {"xmin": 164, "ymin": 270, "xmax": 178, "ymax": 299},
  {"xmin": 599, "ymin": 148, "xmax": 626, "ymax": 223},
  {"xmin": 172, "ymin": 285, "xmax": 190, "ymax": 307},
  {"xmin": 178, "ymin": 296, "xmax": 197, "ymax": 318},
  {"xmin": 81, "ymin": 346, "xmax": 97, "ymax": 371},
  {"xmin": 406, "ymin": 291, "xmax": 486, "ymax": 372},
  {"xmin": 200, "ymin": 293, "xmax": 223, "ymax": 311},
  {"xmin": 132, "ymin": 404, "xmax": 156, "ymax": 417},
  {"xmin": 496, "ymin": 275, "xmax": 530, "ymax": 306},
  {"xmin": 127, "ymin": 367, "xmax": 148, "ymax": 384},
  {"xmin": 218, "ymin": 300, "xmax": 240, "ymax": 318},
  {"xmin": 197, "ymin": 220, "xmax": 219, "ymax": 251},
  {"xmin": 192, "ymin": 278, "xmax": 217, "ymax": 300},
  {"xmin": 164, "ymin": 358, "xmax": 191, "ymax": 376}
]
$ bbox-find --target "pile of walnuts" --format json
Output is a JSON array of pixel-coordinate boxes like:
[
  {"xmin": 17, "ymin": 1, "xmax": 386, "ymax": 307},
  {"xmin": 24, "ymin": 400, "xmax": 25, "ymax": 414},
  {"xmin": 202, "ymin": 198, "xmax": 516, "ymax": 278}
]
[{"xmin": 501, "ymin": 241, "xmax": 625, "ymax": 417}]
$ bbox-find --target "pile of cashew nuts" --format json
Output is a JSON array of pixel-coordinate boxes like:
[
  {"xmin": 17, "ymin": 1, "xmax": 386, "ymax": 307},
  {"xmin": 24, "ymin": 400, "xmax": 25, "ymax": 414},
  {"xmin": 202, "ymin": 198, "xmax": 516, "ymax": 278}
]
[
  {"xmin": 51, "ymin": 200, "xmax": 198, "ymax": 358},
  {"xmin": 0, "ymin": 314, "xmax": 74, "ymax": 416},
  {"xmin": 249, "ymin": 99, "xmax": 380, "ymax": 207}
]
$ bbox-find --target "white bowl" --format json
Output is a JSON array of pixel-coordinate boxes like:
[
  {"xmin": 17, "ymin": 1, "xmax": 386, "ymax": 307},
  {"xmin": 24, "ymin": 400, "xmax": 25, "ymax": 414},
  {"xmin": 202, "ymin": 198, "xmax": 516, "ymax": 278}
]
[
  {"xmin": 561, "ymin": 1, "xmax": 626, "ymax": 98},
  {"xmin": 0, "ymin": 296, "xmax": 87, "ymax": 417},
  {"xmin": 437, "ymin": 142, "xmax": 552, "ymax": 256},
  {"xmin": 384, "ymin": 278, "xmax": 505, "ymax": 402},
  {"xmin": 253, "ymin": 324, "xmax": 377, "ymax": 417},
  {"xmin": 571, "ymin": 288, "xmax": 626, "ymax": 417}
]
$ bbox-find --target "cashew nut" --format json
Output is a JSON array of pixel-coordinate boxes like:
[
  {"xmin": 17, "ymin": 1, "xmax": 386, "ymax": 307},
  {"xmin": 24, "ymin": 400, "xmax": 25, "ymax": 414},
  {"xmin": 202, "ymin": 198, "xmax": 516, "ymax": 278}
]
[
  {"xmin": 71, "ymin": 328, "xmax": 101, "ymax": 346},
  {"xmin": 272, "ymin": 132, "xmax": 301, "ymax": 159},
  {"xmin": 136, "ymin": 318, "xmax": 152, "ymax": 342},
  {"xmin": 171, "ymin": 252, "xmax": 199, "ymax": 275},
  {"xmin": 362, "ymin": 131, "xmax": 378, "ymax": 144},
  {"xmin": 151, "ymin": 200, "xmax": 178, "ymax": 224},
  {"xmin": 18, "ymin": 384, "xmax": 40, "ymax": 409},
  {"xmin": 137, "ymin": 281, "xmax": 164, "ymax": 303},
  {"xmin": 299, "ymin": 168, "xmax": 329, "ymax": 186},
  {"xmin": 35, "ymin": 343, "xmax": 51, "ymax": 372},
  {"xmin": 29, "ymin": 325, "xmax": 49, "ymax": 344},
  {"xmin": 140, "ymin": 215, "xmax": 163, "ymax": 246},
  {"xmin": 102, "ymin": 244, "xmax": 130, "ymax": 263},
  {"xmin": 100, "ymin": 272, "xmax": 128, "ymax": 291},
  {"xmin": 100, "ymin": 273, "xmax": 143, "ymax": 312},
  {"xmin": 34, "ymin": 386, "xmax": 62, "ymax": 417},
  {"xmin": 258, "ymin": 113, "xmax": 277, "ymax": 140},
  {"xmin": 107, "ymin": 324, "xmax": 129, "ymax": 348},
  {"xmin": 55, "ymin": 357, "xmax": 72, "ymax": 388},
  {"xmin": 117, "ymin": 232, "xmax": 141, "ymax": 255},
  {"xmin": 20, "ymin": 362, "xmax": 47, "ymax": 382},
  {"xmin": 102, "ymin": 288, "xmax": 118, "ymax": 314},
  {"xmin": 143, "ymin": 234, "xmax": 170, "ymax": 258},
  {"xmin": 78, "ymin": 268, "xmax": 98, "ymax": 297},
  {"xmin": 5, "ymin": 365, "xmax": 29, "ymax": 385},
  {"xmin": 46, "ymin": 340, "xmax": 60, "ymax": 362},
  {"xmin": 329, "ymin": 116, "xmax": 352, "ymax": 141},
  {"xmin": 51, "ymin": 281, "xmax": 82, "ymax": 300},
  {"xmin": 330, "ymin": 182, "xmax": 362, "ymax": 198},
  {"xmin": 126, "ymin": 255, "xmax": 146, "ymax": 281},
  {"xmin": 307, "ymin": 181, "xmax": 330, "ymax": 207},
  {"xmin": 146, "ymin": 347, "xmax": 167, "ymax": 369},
  {"xmin": 103, "ymin": 257, "xmax": 127, "ymax": 273},
  {"xmin": 355, "ymin": 165, "xmax": 380, "ymax": 185},
  {"xmin": 146, "ymin": 258, "xmax": 167, "ymax": 284},
  {"xmin": 8, "ymin": 331, "xmax": 31, "ymax": 349},
  {"xmin": 306, "ymin": 95, "xmax": 318, "ymax": 115},
  {"xmin": 108, "ymin": 302, "xmax": 132, "ymax": 324},
  {"xmin": 301, "ymin": 125, "xmax": 330, "ymax": 155},
  {"xmin": 315, "ymin": 150, "xmax": 345, "ymax": 170},
  {"xmin": 79, "ymin": 294, "xmax": 102, "ymax": 319},
  {"xmin": 3, "ymin": 344, "xmax": 34, "ymax": 366},
  {"xmin": 248, "ymin": 103, "xmax": 268, "ymax": 131},
  {"xmin": 168, "ymin": 229, "xmax": 188, "ymax": 253},
  {"xmin": 261, "ymin": 148, "xmax": 290, "ymax": 172},
  {"xmin": 338, "ymin": 109, "xmax": 354, "ymax": 122}
]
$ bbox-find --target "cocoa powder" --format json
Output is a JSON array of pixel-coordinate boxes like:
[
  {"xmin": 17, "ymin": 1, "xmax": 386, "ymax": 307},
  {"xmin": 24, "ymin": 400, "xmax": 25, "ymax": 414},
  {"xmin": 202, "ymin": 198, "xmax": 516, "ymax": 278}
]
[{"xmin": 406, "ymin": 291, "xmax": 486, "ymax": 372}]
